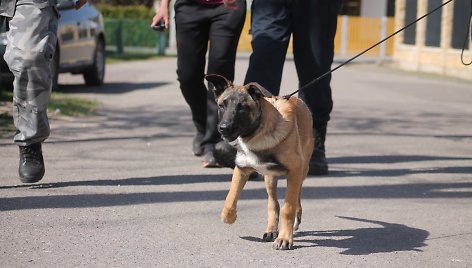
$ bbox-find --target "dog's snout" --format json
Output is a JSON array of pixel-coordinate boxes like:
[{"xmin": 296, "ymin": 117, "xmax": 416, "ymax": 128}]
[{"xmin": 218, "ymin": 122, "xmax": 233, "ymax": 135}]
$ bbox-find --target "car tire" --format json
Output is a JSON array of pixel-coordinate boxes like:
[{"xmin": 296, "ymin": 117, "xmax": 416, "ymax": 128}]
[
  {"xmin": 51, "ymin": 45, "xmax": 59, "ymax": 91},
  {"xmin": 83, "ymin": 38, "xmax": 105, "ymax": 86}
]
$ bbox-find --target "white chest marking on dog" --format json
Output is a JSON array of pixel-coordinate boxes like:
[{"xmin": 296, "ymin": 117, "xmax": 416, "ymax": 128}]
[{"xmin": 235, "ymin": 137, "xmax": 283, "ymax": 175}]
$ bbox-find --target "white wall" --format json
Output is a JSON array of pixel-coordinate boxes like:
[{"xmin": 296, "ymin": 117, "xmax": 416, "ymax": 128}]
[{"xmin": 360, "ymin": 0, "xmax": 387, "ymax": 17}]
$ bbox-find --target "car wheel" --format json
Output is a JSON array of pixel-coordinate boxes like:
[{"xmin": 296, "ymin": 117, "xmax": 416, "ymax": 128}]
[
  {"xmin": 51, "ymin": 46, "xmax": 59, "ymax": 91},
  {"xmin": 83, "ymin": 38, "xmax": 105, "ymax": 86}
]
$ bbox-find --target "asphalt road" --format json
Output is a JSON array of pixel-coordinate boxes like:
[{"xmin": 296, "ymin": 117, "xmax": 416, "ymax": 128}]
[{"xmin": 1, "ymin": 56, "xmax": 471, "ymax": 267}]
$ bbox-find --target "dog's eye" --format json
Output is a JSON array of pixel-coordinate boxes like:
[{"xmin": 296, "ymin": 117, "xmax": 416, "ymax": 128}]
[{"xmin": 218, "ymin": 104, "xmax": 225, "ymax": 111}]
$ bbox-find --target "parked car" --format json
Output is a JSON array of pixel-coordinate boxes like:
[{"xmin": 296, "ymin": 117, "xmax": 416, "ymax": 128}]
[{"xmin": 0, "ymin": 0, "xmax": 105, "ymax": 90}]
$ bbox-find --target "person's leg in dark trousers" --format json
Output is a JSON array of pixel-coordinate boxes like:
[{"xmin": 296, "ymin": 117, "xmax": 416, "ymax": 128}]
[
  {"xmin": 206, "ymin": 0, "xmax": 246, "ymax": 81},
  {"xmin": 175, "ymin": 0, "xmax": 212, "ymax": 159},
  {"xmin": 292, "ymin": 0, "xmax": 342, "ymax": 175},
  {"xmin": 217, "ymin": 0, "xmax": 292, "ymax": 177},
  {"xmin": 175, "ymin": 0, "xmax": 246, "ymax": 167},
  {"xmin": 206, "ymin": 0, "xmax": 246, "ymax": 166},
  {"xmin": 243, "ymin": 0, "xmax": 291, "ymax": 94},
  {"xmin": 218, "ymin": 0, "xmax": 291, "ymax": 171}
]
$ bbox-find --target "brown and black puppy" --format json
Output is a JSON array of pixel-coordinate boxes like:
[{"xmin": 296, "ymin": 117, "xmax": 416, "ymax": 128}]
[{"xmin": 206, "ymin": 74, "xmax": 314, "ymax": 250}]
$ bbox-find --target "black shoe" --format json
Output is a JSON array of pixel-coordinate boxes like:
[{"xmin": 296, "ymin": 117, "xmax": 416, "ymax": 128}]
[
  {"xmin": 18, "ymin": 143, "xmax": 45, "ymax": 183},
  {"xmin": 213, "ymin": 141, "xmax": 237, "ymax": 168},
  {"xmin": 192, "ymin": 132, "xmax": 204, "ymax": 156},
  {"xmin": 308, "ymin": 149, "xmax": 328, "ymax": 175},
  {"xmin": 308, "ymin": 123, "xmax": 328, "ymax": 175},
  {"xmin": 203, "ymin": 144, "xmax": 220, "ymax": 168}
]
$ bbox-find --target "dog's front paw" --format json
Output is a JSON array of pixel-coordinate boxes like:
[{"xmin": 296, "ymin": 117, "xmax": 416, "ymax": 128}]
[
  {"xmin": 262, "ymin": 231, "xmax": 278, "ymax": 242},
  {"xmin": 220, "ymin": 207, "xmax": 237, "ymax": 224},
  {"xmin": 272, "ymin": 236, "xmax": 293, "ymax": 250}
]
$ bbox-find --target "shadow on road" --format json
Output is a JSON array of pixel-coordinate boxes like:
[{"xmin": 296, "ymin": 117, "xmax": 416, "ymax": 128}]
[
  {"xmin": 240, "ymin": 216, "xmax": 428, "ymax": 254},
  {"xmin": 1, "ymin": 174, "xmax": 230, "ymax": 189},
  {"xmin": 56, "ymin": 81, "xmax": 171, "ymax": 94},
  {"xmin": 294, "ymin": 216, "xmax": 429, "ymax": 254},
  {"xmin": 1, "ymin": 175, "xmax": 471, "ymax": 211},
  {"xmin": 330, "ymin": 155, "xmax": 472, "ymax": 164},
  {"xmin": 330, "ymin": 165, "xmax": 472, "ymax": 178},
  {"xmin": 327, "ymin": 154, "xmax": 472, "ymax": 178},
  {"xmin": 40, "ymin": 106, "xmax": 196, "ymax": 145}
]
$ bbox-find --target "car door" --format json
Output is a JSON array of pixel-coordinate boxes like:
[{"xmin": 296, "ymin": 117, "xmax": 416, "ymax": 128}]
[{"xmin": 57, "ymin": 0, "xmax": 96, "ymax": 67}]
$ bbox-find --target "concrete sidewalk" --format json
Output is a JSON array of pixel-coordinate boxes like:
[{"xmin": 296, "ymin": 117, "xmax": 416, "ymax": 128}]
[{"xmin": 1, "ymin": 55, "xmax": 471, "ymax": 267}]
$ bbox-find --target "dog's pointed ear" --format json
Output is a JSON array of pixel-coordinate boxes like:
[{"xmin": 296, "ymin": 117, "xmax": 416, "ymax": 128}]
[
  {"xmin": 246, "ymin": 82, "xmax": 273, "ymax": 100},
  {"xmin": 205, "ymin": 74, "xmax": 231, "ymax": 98}
]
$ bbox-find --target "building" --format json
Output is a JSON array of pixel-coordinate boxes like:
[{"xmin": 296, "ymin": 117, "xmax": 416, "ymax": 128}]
[{"xmin": 393, "ymin": 0, "xmax": 471, "ymax": 80}]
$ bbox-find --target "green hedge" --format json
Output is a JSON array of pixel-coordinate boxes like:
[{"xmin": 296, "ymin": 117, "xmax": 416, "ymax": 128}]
[
  {"xmin": 97, "ymin": 4, "xmax": 155, "ymax": 19},
  {"xmin": 98, "ymin": 5, "xmax": 167, "ymax": 53},
  {"xmin": 104, "ymin": 18, "xmax": 167, "ymax": 53},
  {"xmin": 105, "ymin": 18, "xmax": 159, "ymax": 47}
]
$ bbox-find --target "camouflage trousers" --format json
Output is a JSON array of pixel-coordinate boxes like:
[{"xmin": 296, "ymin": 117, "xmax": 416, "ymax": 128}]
[{"xmin": 3, "ymin": 4, "xmax": 58, "ymax": 146}]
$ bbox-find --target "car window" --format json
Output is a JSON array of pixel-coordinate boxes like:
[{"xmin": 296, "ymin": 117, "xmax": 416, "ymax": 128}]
[
  {"xmin": 1, "ymin": 20, "xmax": 6, "ymax": 33},
  {"xmin": 0, "ymin": 19, "xmax": 6, "ymax": 41},
  {"xmin": 57, "ymin": 0, "xmax": 75, "ymax": 9}
]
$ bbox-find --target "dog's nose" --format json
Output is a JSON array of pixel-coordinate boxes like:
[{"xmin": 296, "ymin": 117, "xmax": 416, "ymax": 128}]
[{"xmin": 218, "ymin": 122, "xmax": 233, "ymax": 135}]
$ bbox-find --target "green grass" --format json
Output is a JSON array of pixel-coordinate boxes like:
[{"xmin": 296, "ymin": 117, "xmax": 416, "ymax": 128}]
[
  {"xmin": 1, "ymin": 90, "xmax": 99, "ymax": 117},
  {"xmin": 0, "ymin": 90, "xmax": 15, "ymax": 136},
  {"xmin": 0, "ymin": 90, "xmax": 100, "ymax": 137},
  {"xmin": 0, "ymin": 50, "xmax": 159, "ymax": 135},
  {"xmin": 0, "ymin": 111, "xmax": 15, "ymax": 136},
  {"xmin": 48, "ymin": 93, "xmax": 100, "ymax": 117},
  {"xmin": 0, "ymin": 88, "xmax": 12, "ymax": 101}
]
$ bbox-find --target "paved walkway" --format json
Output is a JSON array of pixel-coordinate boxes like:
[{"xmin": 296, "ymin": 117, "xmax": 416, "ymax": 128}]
[{"xmin": 1, "ymin": 56, "xmax": 471, "ymax": 267}]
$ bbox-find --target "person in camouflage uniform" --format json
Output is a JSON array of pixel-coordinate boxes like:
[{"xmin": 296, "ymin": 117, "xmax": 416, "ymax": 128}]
[
  {"xmin": 0, "ymin": 0, "xmax": 60, "ymax": 183},
  {"xmin": 1, "ymin": 0, "xmax": 59, "ymax": 183},
  {"xmin": 1, "ymin": 0, "xmax": 88, "ymax": 183}
]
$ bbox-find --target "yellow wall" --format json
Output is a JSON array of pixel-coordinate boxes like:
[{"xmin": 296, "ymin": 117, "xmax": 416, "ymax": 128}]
[
  {"xmin": 238, "ymin": 14, "xmax": 395, "ymax": 57},
  {"xmin": 343, "ymin": 16, "xmax": 395, "ymax": 56}
]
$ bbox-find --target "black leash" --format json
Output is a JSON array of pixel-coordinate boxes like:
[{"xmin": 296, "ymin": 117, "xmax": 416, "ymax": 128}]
[
  {"xmin": 461, "ymin": 0, "xmax": 472, "ymax": 65},
  {"xmin": 285, "ymin": 0, "xmax": 467, "ymax": 98}
]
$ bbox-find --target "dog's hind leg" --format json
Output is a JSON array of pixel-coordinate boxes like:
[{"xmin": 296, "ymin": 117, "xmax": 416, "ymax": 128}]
[
  {"xmin": 272, "ymin": 171, "xmax": 303, "ymax": 250},
  {"xmin": 263, "ymin": 175, "xmax": 279, "ymax": 242},
  {"xmin": 295, "ymin": 161, "xmax": 310, "ymax": 231},
  {"xmin": 294, "ymin": 183, "xmax": 302, "ymax": 231},
  {"xmin": 221, "ymin": 167, "xmax": 251, "ymax": 224}
]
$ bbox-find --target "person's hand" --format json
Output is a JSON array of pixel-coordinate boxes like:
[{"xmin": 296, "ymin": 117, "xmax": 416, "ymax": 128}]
[
  {"xmin": 151, "ymin": 10, "xmax": 169, "ymax": 32},
  {"xmin": 223, "ymin": 0, "xmax": 239, "ymax": 10},
  {"xmin": 74, "ymin": 0, "xmax": 88, "ymax": 9}
]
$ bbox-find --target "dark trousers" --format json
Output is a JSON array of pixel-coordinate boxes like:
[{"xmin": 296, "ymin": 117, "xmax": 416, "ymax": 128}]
[
  {"xmin": 174, "ymin": 0, "xmax": 246, "ymax": 147},
  {"xmin": 244, "ymin": 0, "xmax": 341, "ymax": 125}
]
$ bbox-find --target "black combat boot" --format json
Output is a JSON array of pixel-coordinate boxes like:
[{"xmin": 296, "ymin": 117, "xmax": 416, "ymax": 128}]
[
  {"xmin": 203, "ymin": 144, "xmax": 219, "ymax": 168},
  {"xmin": 192, "ymin": 132, "xmax": 204, "ymax": 156},
  {"xmin": 308, "ymin": 123, "xmax": 328, "ymax": 175},
  {"xmin": 18, "ymin": 142, "xmax": 45, "ymax": 183}
]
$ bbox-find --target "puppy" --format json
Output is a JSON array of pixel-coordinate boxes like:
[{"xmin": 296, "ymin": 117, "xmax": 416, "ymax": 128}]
[{"xmin": 206, "ymin": 74, "xmax": 314, "ymax": 250}]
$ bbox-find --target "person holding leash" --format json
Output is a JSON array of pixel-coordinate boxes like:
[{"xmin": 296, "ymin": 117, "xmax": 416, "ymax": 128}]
[
  {"xmin": 223, "ymin": 0, "xmax": 342, "ymax": 175},
  {"xmin": 0, "ymin": 0, "xmax": 88, "ymax": 183},
  {"xmin": 151, "ymin": 0, "xmax": 246, "ymax": 167}
]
